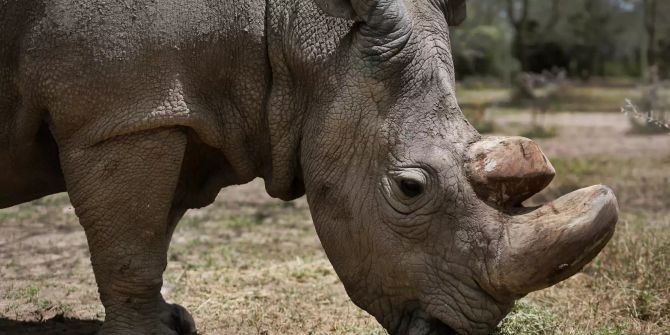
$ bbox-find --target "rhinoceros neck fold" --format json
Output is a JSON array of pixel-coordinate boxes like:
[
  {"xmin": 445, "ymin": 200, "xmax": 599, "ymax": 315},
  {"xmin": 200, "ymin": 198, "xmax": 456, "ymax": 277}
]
[
  {"xmin": 261, "ymin": 0, "xmax": 358, "ymax": 201},
  {"xmin": 261, "ymin": 0, "xmax": 308, "ymax": 201}
]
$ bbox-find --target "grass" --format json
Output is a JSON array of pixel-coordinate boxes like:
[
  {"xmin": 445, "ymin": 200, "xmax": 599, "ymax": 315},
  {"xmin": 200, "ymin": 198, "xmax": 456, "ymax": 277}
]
[
  {"xmin": 149, "ymin": 155, "xmax": 670, "ymax": 334},
  {"xmin": 493, "ymin": 302, "xmax": 560, "ymax": 335},
  {"xmin": 458, "ymin": 81, "xmax": 657, "ymax": 139},
  {"xmin": 456, "ymin": 86, "xmax": 510, "ymax": 107},
  {"xmin": 1, "ymin": 285, "xmax": 76, "ymax": 320},
  {"xmin": 496, "ymin": 212, "xmax": 669, "ymax": 335},
  {"xmin": 552, "ymin": 84, "xmax": 643, "ymax": 112},
  {"xmin": 2, "ymin": 158, "xmax": 669, "ymax": 334},
  {"xmin": 458, "ymin": 81, "xmax": 647, "ymax": 113},
  {"xmin": 520, "ymin": 125, "xmax": 558, "ymax": 139},
  {"xmin": 501, "ymin": 154, "xmax": 670, "ymax": 335},
  {"xmin": 536, "ymin": 156, "xmax": 670, "ymax": 213},
  {"xmin": 470, "ymin": 119, "xmax": 496, "ymax": 134}
]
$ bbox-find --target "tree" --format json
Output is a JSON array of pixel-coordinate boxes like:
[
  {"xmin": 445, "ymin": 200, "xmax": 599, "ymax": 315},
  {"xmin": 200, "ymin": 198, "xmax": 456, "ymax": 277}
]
[
  {"xmin": 451, "ymin": 1, "xmax": 516, "ymax": 80},
  {"xmin": 638, "ymin": 0, "xmax": 670, "ymax": 78},
  {"xmin": 505, "ymin": 0, "xmax": 560, "ymax": 72},
  {"xmin": 506, "ymin": 0, "xmax": 530, "ymax": 71},
  {"xmin": 642, "ymin": 0, "xmax": 658, "ymax": 70},
  {"xmin": 451, "ymin": 0, "xmax": 662, "ymax": 80}
]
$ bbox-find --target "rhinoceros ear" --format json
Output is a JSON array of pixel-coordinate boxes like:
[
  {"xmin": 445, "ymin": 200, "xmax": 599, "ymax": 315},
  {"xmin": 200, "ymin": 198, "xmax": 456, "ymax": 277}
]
[
  {"xmin": 446, "ymin": 0, "xmax": 467, "ymax": 26},
  {"xmin": 313, "ymin": 0, "xmax": 358, "ymax": 20},
  {"xmin": 314, "ymin": 0, "xmax": 408, "ymax": 38}
]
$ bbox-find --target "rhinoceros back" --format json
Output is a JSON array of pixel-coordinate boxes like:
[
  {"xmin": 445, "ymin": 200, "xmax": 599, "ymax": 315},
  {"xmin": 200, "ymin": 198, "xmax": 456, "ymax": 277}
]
[{"xmin": 1, "ymin": 0, "xmax": 271, "ymax": 208}]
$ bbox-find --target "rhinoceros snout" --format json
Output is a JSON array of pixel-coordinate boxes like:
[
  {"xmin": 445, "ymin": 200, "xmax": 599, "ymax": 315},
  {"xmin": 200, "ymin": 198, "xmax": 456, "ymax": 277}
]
[{"xmin": 465, "ymin": 136, "xmax": 619, "ymax": 297}]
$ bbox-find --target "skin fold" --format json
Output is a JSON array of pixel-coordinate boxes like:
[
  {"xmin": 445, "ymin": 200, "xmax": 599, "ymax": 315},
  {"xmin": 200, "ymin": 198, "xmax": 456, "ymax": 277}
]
[{"xmin": 0, "ymin": 1, "xmax": 618, "ymax": 334}]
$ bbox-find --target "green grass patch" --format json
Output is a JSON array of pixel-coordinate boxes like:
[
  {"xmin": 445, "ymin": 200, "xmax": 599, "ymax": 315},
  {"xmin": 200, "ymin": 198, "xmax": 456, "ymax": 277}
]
[
  {"xmin": 512, "ymin": 212, "xmax": 670, "ymax": 334},
  {"xmin": 224, "ymin": 215, "xmax": 262, "ymax": 229},
  {"xmin": 457, "ymin": 81, "xmax": 650, "ymax": 113},
  {"xmin": 516, "ymin": 152, "xmax": 670, "ymax": 334},
  {"xmin": 520, "ymin": 126, "xmax": 558, "ymax": 139},
  {"xmin": 554, "ymin": 85, "xmax": 642, "ymax": 112},
  {"xmin": 493, "ymin": 302, "xmax": 559, "ymax": 335},
  {"xmin": 590, "ymin": 324, "xmax": 632, "ymax": 335},
  {"xmin": 472, "ymin": 120, "xmax": 495, "ymax": 134},
  {"xmin": 537, "ymin": 155, "xmax": 669, "ymax": 213},
  {"xmin": 596, "ymin": 214, "xmax": 670, "ymax": 323},
  {"xmin": 549, "ymin": 156, "xmax": 633, "ymax": 177}
]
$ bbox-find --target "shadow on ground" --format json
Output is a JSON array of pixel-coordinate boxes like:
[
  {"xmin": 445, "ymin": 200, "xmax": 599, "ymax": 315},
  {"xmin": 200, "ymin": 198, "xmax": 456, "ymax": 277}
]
[{"xmin": 0, "ymin": 315, "xmax": 101, "ymax": 335}]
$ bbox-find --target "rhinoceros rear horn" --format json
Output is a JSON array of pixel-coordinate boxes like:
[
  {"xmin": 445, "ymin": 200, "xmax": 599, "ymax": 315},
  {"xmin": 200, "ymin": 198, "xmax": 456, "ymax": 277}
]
[{"xmin": 466, "ymin": 136, "xmax": 555, "ymax": 207}]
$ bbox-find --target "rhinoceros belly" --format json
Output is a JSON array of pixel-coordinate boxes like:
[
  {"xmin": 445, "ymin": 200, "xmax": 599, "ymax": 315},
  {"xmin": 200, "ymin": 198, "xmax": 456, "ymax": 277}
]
[
  {"xmin": 0, "ymin": 73, "xmax": 64, "ymax": 208},
  {"xmin": 0, "ymin": 115, "xmax": 66, "ymax": 209}
]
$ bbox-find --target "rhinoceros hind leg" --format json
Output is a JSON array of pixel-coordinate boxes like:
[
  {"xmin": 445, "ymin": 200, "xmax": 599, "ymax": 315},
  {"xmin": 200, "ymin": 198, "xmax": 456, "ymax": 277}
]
[{"xmin": 59, "ymin": 128, "xmax": 195, "ymax": 335}]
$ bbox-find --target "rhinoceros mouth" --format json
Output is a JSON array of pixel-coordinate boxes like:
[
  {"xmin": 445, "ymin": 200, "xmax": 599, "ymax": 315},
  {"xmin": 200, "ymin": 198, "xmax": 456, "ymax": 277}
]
[
  {"xmin": 424, "ymin": 318, "xmax": 457, "ymax": 335},
  {"xmin": 395, "ymin": 308, "xmax": 457, "ymax": 335},
  {"xmin": 424, "ymin": 186, "xmax": 617, "ymax": 335}
]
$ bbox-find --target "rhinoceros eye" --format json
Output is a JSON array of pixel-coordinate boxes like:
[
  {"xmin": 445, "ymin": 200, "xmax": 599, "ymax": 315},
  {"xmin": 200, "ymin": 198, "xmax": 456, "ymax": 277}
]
[
  {"xmin": 399, "ymin": 178, "xmax": 423, "ymax": 198},
  {"xmin": 382, "ymin": 168, "xmax": 433, "ymax": 215}
]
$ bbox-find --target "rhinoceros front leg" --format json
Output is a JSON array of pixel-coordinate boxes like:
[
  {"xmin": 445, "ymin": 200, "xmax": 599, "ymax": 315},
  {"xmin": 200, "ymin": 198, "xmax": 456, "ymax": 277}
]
[{"xmin": 59, "ymin": 128, "xmax": 196, "ymax": 335}]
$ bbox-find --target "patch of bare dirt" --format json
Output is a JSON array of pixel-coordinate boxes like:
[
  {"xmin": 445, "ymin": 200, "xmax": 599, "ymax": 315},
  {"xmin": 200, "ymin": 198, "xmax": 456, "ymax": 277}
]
[
  {"xmin": 0, "ymin": 181, "xmax": 384, "ymax": 334},
  {"xmin": 495, "ymin": 111, "xmax": 670, "ymax": 158}
]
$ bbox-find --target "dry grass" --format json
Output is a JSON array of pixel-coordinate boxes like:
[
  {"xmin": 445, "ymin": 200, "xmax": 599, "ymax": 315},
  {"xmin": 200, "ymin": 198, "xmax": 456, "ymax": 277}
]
[
  {"xmin": 0, "ymin": 183, "xmax": 387, "ymax": 335},
  {"xmin": 495, "ymin": 212, "xmax": 670, "ymax": 335},
  {"xmin": 162, "ymin": 193, "xmax": 385, "ymax": 334},
  {"xmin": 492, "ymin": 152, "xmax": 670, "ymax": 335},
  {"xmin": 553, "ymin": 85, "xmax": 643, "ymax": 112}
]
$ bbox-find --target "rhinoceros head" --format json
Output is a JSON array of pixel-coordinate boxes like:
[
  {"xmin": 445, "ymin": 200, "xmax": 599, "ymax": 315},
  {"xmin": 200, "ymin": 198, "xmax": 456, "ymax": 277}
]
[{"xmin": 283, "ymin": 1, "xmax": 619, "ymax": 334}]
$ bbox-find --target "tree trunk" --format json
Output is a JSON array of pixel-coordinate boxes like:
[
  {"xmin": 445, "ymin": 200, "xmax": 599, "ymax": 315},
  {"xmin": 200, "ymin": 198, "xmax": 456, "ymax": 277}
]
[
  {"xmin": 643, "ymin": 0, "xmax": 658, "ymax": 73},
  {"xmin": 507, "ymin": 0, "xmax": 530, "ymax": 71}
]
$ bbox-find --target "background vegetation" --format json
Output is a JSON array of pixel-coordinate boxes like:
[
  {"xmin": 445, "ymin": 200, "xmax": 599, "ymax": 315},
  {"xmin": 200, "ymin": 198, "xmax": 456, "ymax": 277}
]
[{"xmin": 452, "ymin": 0, "xmax": 670, "ymax": 81}]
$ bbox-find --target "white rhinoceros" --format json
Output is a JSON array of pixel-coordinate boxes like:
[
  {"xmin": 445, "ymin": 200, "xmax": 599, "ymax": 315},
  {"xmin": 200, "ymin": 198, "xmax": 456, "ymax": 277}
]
[{"xmin": 0, "ymin": 0, "xmax": 618, "ymax": 334}]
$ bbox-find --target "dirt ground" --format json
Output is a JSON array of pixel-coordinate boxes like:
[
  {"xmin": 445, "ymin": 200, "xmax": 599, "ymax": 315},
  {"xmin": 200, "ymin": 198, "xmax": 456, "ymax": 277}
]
[{"xmin": 1, "ymin": 95, "xmax": 669, "ymax": 334}]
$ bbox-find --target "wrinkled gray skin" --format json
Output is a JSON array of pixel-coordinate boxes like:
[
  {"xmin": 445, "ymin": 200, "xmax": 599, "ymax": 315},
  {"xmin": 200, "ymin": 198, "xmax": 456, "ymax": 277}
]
[{"xmin": 0, "ymin": 1, "xmax": 618, "ymax": 334}]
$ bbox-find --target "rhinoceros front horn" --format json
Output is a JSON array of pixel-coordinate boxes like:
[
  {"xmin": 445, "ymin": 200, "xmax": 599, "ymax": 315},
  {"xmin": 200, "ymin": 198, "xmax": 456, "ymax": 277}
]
[
  {"xmin": 495, "ymin": 185, "xmax": 618, "ymax": 295},
  {"xmin": 466, "ymin": 136, "xmax": 555, "ymax": 207},
  {"xmin": 466, "ymin": 136, "xmax": 619, "ymax": 296}
]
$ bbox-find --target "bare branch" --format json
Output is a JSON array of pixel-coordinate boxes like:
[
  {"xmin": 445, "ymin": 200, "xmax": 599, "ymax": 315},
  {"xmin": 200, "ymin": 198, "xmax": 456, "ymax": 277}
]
[{"xmin": 621, "ymin": 99, "xmax": 670, "ymax": 131}]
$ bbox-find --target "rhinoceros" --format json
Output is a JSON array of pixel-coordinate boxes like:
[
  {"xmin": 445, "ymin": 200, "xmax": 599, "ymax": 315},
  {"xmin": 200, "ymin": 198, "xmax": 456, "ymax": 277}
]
[{"xmin": 0, "ymin": 0, "xmax": 618, "ymax": 334}]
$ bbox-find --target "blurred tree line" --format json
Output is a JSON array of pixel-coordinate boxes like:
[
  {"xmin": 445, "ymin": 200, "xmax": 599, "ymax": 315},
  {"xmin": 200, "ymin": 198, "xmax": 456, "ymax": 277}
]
[{"xmin": 451, "ymin": 0, "xmax": 670, "ymax": 81}]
